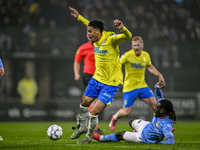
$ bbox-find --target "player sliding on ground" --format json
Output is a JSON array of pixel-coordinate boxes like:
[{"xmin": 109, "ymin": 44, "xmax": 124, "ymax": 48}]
[{"xmin": 93, "ymin": 82, "xmax": 177, "ymax": 145}]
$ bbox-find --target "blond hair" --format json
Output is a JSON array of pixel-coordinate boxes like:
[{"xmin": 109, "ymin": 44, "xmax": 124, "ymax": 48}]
[{"xmin": 131, "ymin": 36, "xmax": 144, "ymax": 44}]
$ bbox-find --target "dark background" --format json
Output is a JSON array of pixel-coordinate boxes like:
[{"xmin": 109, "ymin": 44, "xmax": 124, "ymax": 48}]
[{"xmin": 0, "ymin": 0, "xmax": 199, "ymax": 102}]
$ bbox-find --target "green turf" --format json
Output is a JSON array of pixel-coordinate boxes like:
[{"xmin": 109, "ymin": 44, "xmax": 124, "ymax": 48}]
[{"xmin": 0, "ymin": 121, "xmax": 200, "ymax": 150}]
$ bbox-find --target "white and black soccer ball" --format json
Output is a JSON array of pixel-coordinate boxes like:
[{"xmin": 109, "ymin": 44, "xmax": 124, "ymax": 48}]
[{"xmin": 47, "ymin": 124, "xmax": 63, "ymax": 140}]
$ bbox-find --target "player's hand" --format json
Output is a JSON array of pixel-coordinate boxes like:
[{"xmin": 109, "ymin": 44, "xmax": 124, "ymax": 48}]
[
  {"xmin": 114, "ymin": 20, "xmax": 123, "ymax": 30},
  {"xmin": 74, "ymin": 74, "xmax": 81, "ymax": 81},
  {"xmin": 156, "ymin": 82, "xmax": 165, "ymax": 89},
  {"xmin": 0, "ymin": 68, "xmax": 5, "ymax": 76},
  {"xmin": 158, "ymin": 75, "xmax": 165, "ymax": 87},
  {"xmin": 69, "ymin": 7, "xmax": 79, "ymax": 18}
]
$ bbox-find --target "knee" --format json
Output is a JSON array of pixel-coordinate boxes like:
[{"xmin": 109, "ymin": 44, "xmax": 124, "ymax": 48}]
[
  {"xmin": 123, "ymin": 108, "xmax": 131, "ymax": 116},
  {"xmin": 129, "ymin": 120, "xmax": 134, "ymax": 129},
  {"xmin": 81, "ymin": 95, "xmax": 92, "ymax": 107},
  {"xmin": 115, "ymin": 131, "xmax": 126, "ymax": 141}
]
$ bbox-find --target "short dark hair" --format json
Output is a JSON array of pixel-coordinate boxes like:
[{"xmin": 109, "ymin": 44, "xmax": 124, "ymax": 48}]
[{"xmin": 88, "ymin": 20, "xmax": 105, "ymax": 33}]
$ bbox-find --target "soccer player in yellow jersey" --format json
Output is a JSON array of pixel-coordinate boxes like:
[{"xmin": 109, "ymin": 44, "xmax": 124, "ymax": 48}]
[
  {"xmin": 109, "ymin": 36, "xmax": 165, "ymax": 131},
  {"xmin": 69, "ymin": 7, "xmax": 132, "ymax": 144}
]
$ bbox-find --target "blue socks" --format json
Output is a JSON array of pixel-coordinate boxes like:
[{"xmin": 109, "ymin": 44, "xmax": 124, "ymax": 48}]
[{"xmin": 103, "ymin": 134, "xmax": 120, "ymax": 142}]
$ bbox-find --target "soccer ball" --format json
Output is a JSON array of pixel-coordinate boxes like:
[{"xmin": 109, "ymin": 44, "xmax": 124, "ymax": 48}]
[{"xmin": 47, "ymin": 124, "xmax": 63, "ymax": 140}]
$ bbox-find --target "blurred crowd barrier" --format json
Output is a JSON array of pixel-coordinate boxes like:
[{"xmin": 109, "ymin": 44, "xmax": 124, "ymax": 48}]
[{"xmin": 0, "ymin": 92, "xmax": 200, "ymax": 121}]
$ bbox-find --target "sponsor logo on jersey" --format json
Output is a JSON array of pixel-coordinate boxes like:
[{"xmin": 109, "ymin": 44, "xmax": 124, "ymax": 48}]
[
  {"xmin": 167, "ymin": 124, "xmax": 171, "ymax": 127},
  {"xmin": 131, "ymin": 63, "xmax": 146, "ymax": 68},
  {"xmin": 94, "ymin": 46, "xmax": 108, "ymax": 55},
  {"xmin": 110, "ymin": 33, "xmax": 118, "ymax": 37},
  {"xmin": 156, "ymin": 121, "xmax": 161, "ymax": 127}
]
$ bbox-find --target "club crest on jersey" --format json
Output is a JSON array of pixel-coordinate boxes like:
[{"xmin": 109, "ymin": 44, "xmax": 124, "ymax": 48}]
[
  {"xmin": 156, "ymin": 121, "xmax": 161, "ymax": 127},
  {"xmin": 101, "ymin": 40, "xmax": 105, "ymax": 46},
  {"xmin": 110, "ymin": 33, "xmax": 118, "ymax": 37}
]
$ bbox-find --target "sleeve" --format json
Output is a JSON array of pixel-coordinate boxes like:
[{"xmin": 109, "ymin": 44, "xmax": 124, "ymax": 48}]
[
  {"xmin": 146, "ymin": 53, "xmax": 152, "ymax": 66},
  {"xmin": 74, "ymin": 48, "xmax": 84, "ymax": 63},
  {"xmin": 77, "ymin": 15, "xmax": 90, "ymax": 27},
  {"xmin": 160, "ymin": 123, "xmax": 174, "ymax": 145},
  {"xmin": 0, "ymin": 58, "xmax": 4, "ymax": 69},
  {"xmin": 160, "ymin": 137, "xmax": 174, "ymax": 145},
  {"xmin": 119, "ymin": 53, "xmax": 127, "ymax": 65},
  {"xmin": 154, "ymin": 83, "xmax": 164, "ymax": 101},
  {"xmin": 112, "ymin": 26, "xmax": 132, "ymax": 46}
]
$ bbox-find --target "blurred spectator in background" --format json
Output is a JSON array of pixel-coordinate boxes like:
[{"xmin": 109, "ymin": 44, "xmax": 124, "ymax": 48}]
[
  {"xmin": 152, "ymin": 27, "xmax": 170, "ymax": 68},
  {"xmin": 17, "ymin": 73, "xmax": 38, "ymax": 105}
]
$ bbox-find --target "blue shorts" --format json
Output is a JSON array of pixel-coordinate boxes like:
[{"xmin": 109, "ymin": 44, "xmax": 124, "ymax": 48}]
[
  {"xmin": 83, "ymin": 77, "xmax": 119, "ymax": 106},
  {"xmin": 123, "ymin": 87, "xmax": 155, "ymax": 108}
]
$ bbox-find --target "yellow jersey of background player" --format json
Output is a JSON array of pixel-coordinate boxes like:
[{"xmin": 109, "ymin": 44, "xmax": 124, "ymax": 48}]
[{"xmin": 120, "ymin": 50, "xmax": 151, "ymax": 92}]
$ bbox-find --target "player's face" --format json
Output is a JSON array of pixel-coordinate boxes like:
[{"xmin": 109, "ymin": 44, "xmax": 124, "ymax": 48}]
[
  {"xmin": 132, "ymin": 40, "xmax": 144, "ymax": 56},
  {"xmin": 154, "ymin": 102, "xmax": 162, "ymax": 117},
  {"xmin": 87, "ymin": 26, "xmax": 100, "ymax": 43},
  {"xmin": 87, "ymin": 34, "xmax": 93, "ymax": 44}
]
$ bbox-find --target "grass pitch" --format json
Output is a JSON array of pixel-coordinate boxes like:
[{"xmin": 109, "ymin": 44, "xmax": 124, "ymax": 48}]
[{"xmin": 0, "ymin": 121, "xmax": 200, "ymax": 150}]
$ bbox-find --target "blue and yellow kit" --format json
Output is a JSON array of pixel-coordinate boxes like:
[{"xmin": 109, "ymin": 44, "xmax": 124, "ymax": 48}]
[{"xmin": 77, "ymin": 15, "xmax": 132, "ymax": 86}]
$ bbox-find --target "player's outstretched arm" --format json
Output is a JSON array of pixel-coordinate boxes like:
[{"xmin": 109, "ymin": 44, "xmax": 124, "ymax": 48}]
[
  {"xmin": 159, "ymin": 137, "xmax": 174, "ymax": 145},
  {"xmin": 154, "ymin": 82, "xmax": 164, "ymax": 101},
  {"xmin": 69, "ymin": 7, "xmax": 79, "ymax": 18},
  {"xmin": 69, "ymin": 7, "xmax": 89, "ymax": 27},
  {"xmin": 112, "ymin": 20, "xmax": 132, "ymax": 44},
  {"xmin": 147, "ymin": 64, "xmax": 166, "ymax": 86}
]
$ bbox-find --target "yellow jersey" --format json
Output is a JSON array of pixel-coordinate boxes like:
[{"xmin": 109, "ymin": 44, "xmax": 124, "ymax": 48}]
[
  {"xmin": 77, "ymin": 15, "xmax": 132, "ymax": 86},
  {"xmin": 120, "ymin": 50, "xmax": 151, "ymax": 92}
]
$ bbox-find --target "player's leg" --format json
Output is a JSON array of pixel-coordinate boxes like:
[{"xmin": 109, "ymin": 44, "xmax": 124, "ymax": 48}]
[
  {"xmin": 129, "ymin": 119, "xmax": 149, "ymax": 131},
  {"xmin": 109, "ymin": 107, "xmax": 132, "ymax": 131},
  {"xmin": 71, "ymin": 95, "xmax": 95, "ymax": 139},
  {"xmin": 72, "ymin": 77, "xmax": 99, "ymax": 140},
  {"xmin": 139, "ymin": 87, "xmax": 157, "ymax": 110},
  {"xmin": 89, "ymin": 99, "xmax": 105, "ymax": 134},
  {"xmin": 77, "ymin": 100, "xmax": 106, "ymax": 144},
  {"xmin": 88, "ymin": 101, "xmax": 106, "ymax": 136},
  {"xmin": 93, "ymin": 131, "xmax": 140, "ymax": 143},
  {"xmin": 109, "ymin": 90, "xmax": 138, "ymax": 131},
  {"xmin": 143, "ymin": 97, "xmax": 157, "ymax": 110},
  {"xmin": 93, "ymin": 131, "xmax": 121, "ymax": 142},
  {"xmin": 78, "ymin": 83, "xmax": 119, "ymax": 144},
  {"xmin": 76, "ymin": 99, "xmax": 104, "ymax": 134},
  {"xmin": 128, "ymin": 119, "xmax": 150, "ymax": 142}
]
